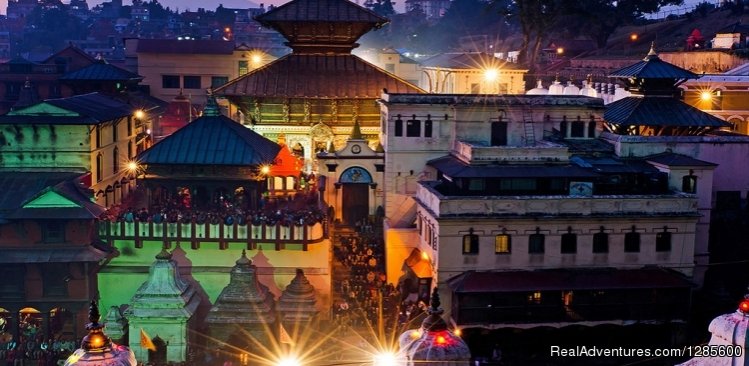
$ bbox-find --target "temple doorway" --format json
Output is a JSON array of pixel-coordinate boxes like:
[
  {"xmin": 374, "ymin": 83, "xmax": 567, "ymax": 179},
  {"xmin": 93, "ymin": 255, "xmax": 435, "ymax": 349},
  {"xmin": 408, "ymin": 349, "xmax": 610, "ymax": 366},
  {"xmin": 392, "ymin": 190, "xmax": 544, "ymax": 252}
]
[
  {"xmin": 149, "ymin": 336, "xmax": 167, "ymax": 364},
  {"xmin": 339, "ymin": 167, "xmax": 372, "ymax": 226}
]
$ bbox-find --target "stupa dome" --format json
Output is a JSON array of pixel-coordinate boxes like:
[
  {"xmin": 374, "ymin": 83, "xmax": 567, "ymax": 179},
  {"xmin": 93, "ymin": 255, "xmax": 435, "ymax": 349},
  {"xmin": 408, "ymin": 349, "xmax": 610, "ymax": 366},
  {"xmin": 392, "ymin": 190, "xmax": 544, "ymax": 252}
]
[{"xmin": 526, "ymin": 80, "xmax": 548, "ymax": 95}]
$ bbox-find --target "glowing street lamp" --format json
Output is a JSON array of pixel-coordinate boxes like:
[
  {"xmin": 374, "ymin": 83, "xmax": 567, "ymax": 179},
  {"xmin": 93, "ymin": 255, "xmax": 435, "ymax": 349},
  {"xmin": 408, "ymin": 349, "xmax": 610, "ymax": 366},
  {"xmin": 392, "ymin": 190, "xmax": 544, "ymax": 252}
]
[
  {"xmin": 373, "ymin": 351, "xmax": 398, "ymax": 366},
  {"xmin": 630, "ymin": 33, "xmax": 638, "ymax": 42},
  {"xmin": 484, "ymin": 68, "xmax": 498, "ymax": 82},
  {"xmin": 556, "ymin": 47, "xmax": 565, "ymax": 55},
  {"xmin": 260, "ymin": 165, "xmax": 271, "ymax": 175},
  {"xmin": 127, "ymin": 161, "xmax": 139, "ymax": 173},
  {"xmin": 700, "ymin": 91, "xmax": 713, "ymax": 101},
  {"xmin": 134, "ymin": 109, "xmax": 145, "ymax": 119},
  {"xmin": 276, "ymin": 356, "xmax": 301, "ymax": 366},
  {"xmin": 251, "ymin": 53, "xmax": 263, "ymax": 64}
]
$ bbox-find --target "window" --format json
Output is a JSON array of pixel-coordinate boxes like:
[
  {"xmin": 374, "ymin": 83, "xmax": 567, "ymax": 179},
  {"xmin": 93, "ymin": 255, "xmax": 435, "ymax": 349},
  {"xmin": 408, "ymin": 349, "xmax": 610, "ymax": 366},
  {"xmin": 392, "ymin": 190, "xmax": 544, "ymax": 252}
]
[
  {"xmin": 656, "ymin": 231, "xmax": 672, "ymax": 252},
  {"xmin": 682, "ymin": 173, "xmax": 697, "ymax": 193},
  {"xmin": 470, "ymin": 83, "xmax": 480, "ymax": 93},
  {"xmin": 624, "ymin": 230, "xmax": 640, "ymax": 252},
  {"xmin": 588, "ymin": 120, "xmax": 596, "ymax": 138},
  {"xmin": 238, "ymin": 60, "xmax": 249, "ymax": 75},
  {"xmin": 527, "ymin": 291, "xmax": 542, "ymax": 304},
  {"xmin": 468, "ymin": 179, "xmax": 485, "ymax": 191},
  {"xmin": 395, "ymin": 118, "xmax": 403, "ymax": 136},
  {"xmin": 112, "ymin": 147, "xmax": 119, "ymax": 173},
  {"xmin": 43, "ymin": 221, "xmax": 65, "ymax": 243},
  {"xmin": 211, "ymin": 76, "xmax": 229, "ymax": 88},
  {"xmin": 385, "ymin": 63, "xmax": 395, "ymax": 73},
  {"xmin": 127, "ymin": 118, "xmax": 132, "ymax": 136},
  {"xmin": 462, "ymin": 234, "xmax": 479, "ymax": 254},
  {"xmin": 128, "ymin": 142, "xmax": 133, "ymax": 160},
  {"xmin": 183, "ymin": 75, "xmax": 201, "ymax": 89},
  {"xmin": 42, "ymin": 264, "xmax": 68, "ymax": 297},
  {"xmin": 162, "ymin": 75, "xmax": 180, "ymax": 89},
  {"xmin": 495, "ymin": 234, "xmax": 511, "ymax": 254},
  {"xmin": 561, "ymin": 231, "xmax": 577, "ymax": 254},
  {"xmin": 406, "ymin": 119, "xmax": 421, "ymax": 137},
  {"xmin": 424, "ymin": 119, "xmax": 433, "ymax": 138},
  {"xmin": 529, "ymin": 232, "xmax": 545, "ymax": 253},
  {"xmin": 571, "ymin": 121, "xmax": 585, "ymax": 137},
  {"xmin": 96, "ymin": 154, "xmax": 103, "ymax": 182},
  {"xmin": 112, "ymin": 122, "xmax": 118, "ymax": 142},
  {"xmin": 95, "ymin": 125, "xmax": 102, "ymax": 148},
  {"xmin": 593, "ymin": 230, "xmax": 609, "ymax": 253}
]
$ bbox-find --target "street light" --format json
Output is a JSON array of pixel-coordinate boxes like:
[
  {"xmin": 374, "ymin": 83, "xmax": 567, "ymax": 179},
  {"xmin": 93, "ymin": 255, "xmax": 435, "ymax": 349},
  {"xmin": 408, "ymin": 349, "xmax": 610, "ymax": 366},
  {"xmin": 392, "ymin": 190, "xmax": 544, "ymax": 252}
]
[
  {"xmin": 127, "ymin": 161, "xmax": 139, "ymax": 173},
  {"xmin": 701, "ymin": 91, "xmax": 712, "ymax": 101},
  {"xmin": 276, "ymin": 356, "xmax": 301, "ymax": 366},
  {"xmin": 134, "ymin": 109, "xmax": 145, "ymax": 119},
  {"xmin": 484, "ymin": 68, "xmax": 498, "ymax": 82},
  {"xmin": 630, "ymin": 33, "xmax": 638, "ymax": 42}
]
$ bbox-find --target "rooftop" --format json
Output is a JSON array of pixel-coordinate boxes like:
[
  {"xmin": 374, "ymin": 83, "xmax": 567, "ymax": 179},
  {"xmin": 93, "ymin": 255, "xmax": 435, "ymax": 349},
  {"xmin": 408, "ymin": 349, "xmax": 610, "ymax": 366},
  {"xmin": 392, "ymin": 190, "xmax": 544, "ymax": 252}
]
[
  {"xmin": 215, "ymin": 54, "xmax": 423, "ymax": 98},
  {"xmin": 60, "ymin": 60, "xmax": 143, "ymax": 82},
  {"xmin": 135, "ymin": 39, "xmax": 236, "ymax": 55},
  {"xmin": 604, "ymin": 96, "xmax": 730, "ymax": 128},
  {"xmin": 380, "ymin": 93, "xmax": 605, "ymax": 107},
  {"xmin": 608, "ymin": 47, "xmax": 698, "ymax": 80},
  {"xmin": 255, "ymin": 0, "xmax": 387, "ymax": 25},
  {"xmin": 0, "ymin": 92, "xmax": 135, "ymax": 125},
  {"xmin": 0, "ymin": 171, "xmax": 104, "ymax": 220}
]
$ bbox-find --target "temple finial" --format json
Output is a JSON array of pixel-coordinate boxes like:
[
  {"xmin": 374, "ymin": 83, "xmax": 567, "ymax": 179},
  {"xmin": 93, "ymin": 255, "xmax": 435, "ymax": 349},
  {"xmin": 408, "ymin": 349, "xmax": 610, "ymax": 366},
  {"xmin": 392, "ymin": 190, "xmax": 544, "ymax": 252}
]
[
  {"xmin": 349, "ymin": 119, "xmax": 363, "ymax": 140},
  {"xmin": 645, "ymin": 42, "xmax": 658, "ymax": 60},
  {"xmin": 203, "ymin": 88, "xmax": 220, "ymax": 117},
  {"xmin": 89, "ymin": 300, "xmax": 101, "ymax": 324},
  {"xmin": 429, "ymin": 287, "xmax": 441, "ymax": 314}
]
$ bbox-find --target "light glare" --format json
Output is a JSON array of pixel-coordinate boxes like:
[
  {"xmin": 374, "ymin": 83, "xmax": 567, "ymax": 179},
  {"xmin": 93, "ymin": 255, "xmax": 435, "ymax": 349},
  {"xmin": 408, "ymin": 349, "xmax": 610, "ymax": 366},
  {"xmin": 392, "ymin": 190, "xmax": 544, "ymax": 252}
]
[
  {"xmin": 277, "ymin": 356, "xmax": 300, "ymax": 366},
  {"xmin": 484, "ymin": 68, "xmax": 498, "ymax": 82},
  {"xmin": 373, "ymin": 352, "xmax": 397, "ymax": 366},
  {"xmin": 700, "ymin": 91, "xmax": 712, "ymax": 101}
]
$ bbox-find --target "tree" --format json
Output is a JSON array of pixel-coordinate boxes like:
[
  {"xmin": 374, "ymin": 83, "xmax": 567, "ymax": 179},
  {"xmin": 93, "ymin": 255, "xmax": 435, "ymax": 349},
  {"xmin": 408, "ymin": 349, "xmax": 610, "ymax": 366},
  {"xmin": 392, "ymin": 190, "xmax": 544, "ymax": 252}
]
[
  {"xmin": 499, "ymin": 0, "xmax": 563, "ymax": 67},
  {"xmin": 561, "ymin": 0, "xmax": 683, "ymax": 48},
  {"xmin": 371, "ymin": 0, "xmax": 396, "ymax": 18}
]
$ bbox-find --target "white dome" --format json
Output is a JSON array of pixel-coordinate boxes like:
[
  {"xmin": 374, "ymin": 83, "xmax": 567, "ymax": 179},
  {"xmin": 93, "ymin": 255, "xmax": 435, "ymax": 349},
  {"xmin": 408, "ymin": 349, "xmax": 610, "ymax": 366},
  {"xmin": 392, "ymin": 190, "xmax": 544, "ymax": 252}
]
[
  {"xmin": 548, "ymin": 80, "xmax": 564, "ymax": 95},
  {"xmin": 579, "ymin": 81, "xmax": 597, "ymax": 97},
  {"xmin": 563, "ymin": 81, "xmax": 580, "ymax": 95},
  {"xmin": 613, "ymin": 84, "xmax": 631, "ymax": 102},
  {"xmin": 526, "ymin": 80, "xmax": 548, "ymax": 95}
]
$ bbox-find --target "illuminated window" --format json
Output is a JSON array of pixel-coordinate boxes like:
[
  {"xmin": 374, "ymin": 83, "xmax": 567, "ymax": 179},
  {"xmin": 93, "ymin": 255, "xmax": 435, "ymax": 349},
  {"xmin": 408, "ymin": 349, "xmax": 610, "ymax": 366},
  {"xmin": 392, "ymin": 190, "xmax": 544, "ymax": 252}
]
[
  {"xmin": 495, "ymin": 234, "xmax": 511, "ymax": 254},
  {"xmin": 238, "ymin": 60, "xmax": 248, "ymax": 75},
  {"xmin": 462, "ymin": 234, "xmax": 478, "ymax": 254},
  {"xmin": 656, "ymin": 231, "xmax": 672, "ymax": 252},
  {"xmin": 527, "ymin": 291, "xmax": 542, "ymax": 304}
]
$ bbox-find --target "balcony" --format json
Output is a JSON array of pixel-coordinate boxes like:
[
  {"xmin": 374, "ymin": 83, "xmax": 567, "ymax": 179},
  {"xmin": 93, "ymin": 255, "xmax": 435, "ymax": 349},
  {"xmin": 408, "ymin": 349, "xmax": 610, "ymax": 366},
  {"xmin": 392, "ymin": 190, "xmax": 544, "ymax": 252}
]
[
  {"xmin": 98, "ymin": 220, "xmax": 327, "ymax": 251},
  {"xmin": 416, "ymin": 182, "xmax": 697, "ymax": 218},
  {"xmin": 452, "ymin": 140, "xmax": 569, "ymax": 164}
]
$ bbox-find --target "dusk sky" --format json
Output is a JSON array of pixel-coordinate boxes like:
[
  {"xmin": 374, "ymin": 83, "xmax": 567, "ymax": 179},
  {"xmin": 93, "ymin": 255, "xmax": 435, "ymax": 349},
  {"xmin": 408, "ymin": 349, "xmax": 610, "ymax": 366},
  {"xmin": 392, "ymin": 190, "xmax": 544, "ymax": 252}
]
[{"xmin": 0, "ymin": 0, "xmax": 712, "ymax": 17}]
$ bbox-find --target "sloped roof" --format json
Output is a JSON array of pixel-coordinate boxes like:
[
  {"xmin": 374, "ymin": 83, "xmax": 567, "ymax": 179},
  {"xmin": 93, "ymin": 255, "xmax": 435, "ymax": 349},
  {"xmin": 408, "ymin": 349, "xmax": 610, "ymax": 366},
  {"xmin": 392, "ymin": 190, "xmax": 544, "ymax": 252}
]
[
  {"xmin": 0, "ymin": 246, "xmax": 109, "ymax": 263},
  {"xmin": 0, "ymin": 92, "xmax": 135, "ymax": 125},
  {"xmin": 420, "ymin": 52, "xmax": 525, "ymax": 70},
  {"xmin": 136, "ymin": 39, "xmax": 235, "ymax": 55},
  {"xmin": 138, "ymin": 114, "xmax": 281, "ymax": 166},
  {"xmin": 604, "ymin": 96, "xmax": 730, "ymax": 127},
  {"xmin": 60, "ymin": 60, "xmax": 142, "ymax": 82},
  {"xmin": 645, "ymin": 152, "xmax": 717, "ymax": 167},
  {"xmin": 215, "ymin": 53, "xmax": 424, "ymax": 98},
  {"xmin": 42, "ymin": 44, "xmax": 95, "ymax": 64},
  {"xmin": 427, "ymin": 155, "xmax": 599, "ymax": 179},
  {"xmin": 0, "ymin": 171, "xmax": 104, "ymax": 220},
  {"xmin": 256, "ymin": 0, "xmax": 387, "ymax": 25},
  {"xmin": 609, "ymin": 48, "xmax": 697, "ymax": 79}
]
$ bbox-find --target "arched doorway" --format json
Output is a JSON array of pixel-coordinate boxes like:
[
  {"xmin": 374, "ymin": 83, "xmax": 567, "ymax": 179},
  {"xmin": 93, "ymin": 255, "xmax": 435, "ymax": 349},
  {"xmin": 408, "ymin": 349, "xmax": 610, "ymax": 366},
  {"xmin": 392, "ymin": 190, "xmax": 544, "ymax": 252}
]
[
  {"xmin": 148, "ymin": 335, "xmax": 167, "ymax": 364},
  {"xmin": 339, "ymin": 167, "xmax": 372, "ymax": 226}
]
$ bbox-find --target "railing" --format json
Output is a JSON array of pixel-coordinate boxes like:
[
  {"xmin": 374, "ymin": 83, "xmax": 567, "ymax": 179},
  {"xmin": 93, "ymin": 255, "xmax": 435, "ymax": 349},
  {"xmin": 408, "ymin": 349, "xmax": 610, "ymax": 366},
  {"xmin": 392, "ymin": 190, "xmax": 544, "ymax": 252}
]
[
  {"xmin": 452, "ymin": 140, "xmax": 569, "ymax": 164},
  {"xmin": 98, "ymin": 220, "xmax": 328, "ymax": 251}
]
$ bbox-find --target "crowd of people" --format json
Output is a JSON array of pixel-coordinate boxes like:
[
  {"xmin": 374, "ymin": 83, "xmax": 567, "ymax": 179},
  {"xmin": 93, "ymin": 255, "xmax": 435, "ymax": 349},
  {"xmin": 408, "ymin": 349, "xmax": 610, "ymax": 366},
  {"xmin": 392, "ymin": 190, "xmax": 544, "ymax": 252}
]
[{"xmin": 99, "ymin": 189, "xmax": 326, "ymax": 228}]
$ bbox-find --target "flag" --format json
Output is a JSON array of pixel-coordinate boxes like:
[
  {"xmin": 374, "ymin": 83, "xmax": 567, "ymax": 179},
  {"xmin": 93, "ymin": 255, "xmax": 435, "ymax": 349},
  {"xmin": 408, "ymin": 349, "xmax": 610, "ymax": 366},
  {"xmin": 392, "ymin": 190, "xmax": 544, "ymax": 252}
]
[
  {"xmin": 279, "ymin": 324, "xmax": 294, "ymax": 345},
  {"xmin": 140, "ymin": 328, "xmax": 157, "ymax": 351}
]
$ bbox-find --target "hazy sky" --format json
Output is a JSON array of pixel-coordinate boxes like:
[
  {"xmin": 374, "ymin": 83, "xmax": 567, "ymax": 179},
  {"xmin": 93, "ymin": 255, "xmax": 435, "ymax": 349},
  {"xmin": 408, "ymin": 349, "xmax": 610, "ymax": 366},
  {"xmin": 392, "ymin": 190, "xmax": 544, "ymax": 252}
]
[{"xmin": 0, "ymin": 0, "xmax": 711, "ymax": 18}]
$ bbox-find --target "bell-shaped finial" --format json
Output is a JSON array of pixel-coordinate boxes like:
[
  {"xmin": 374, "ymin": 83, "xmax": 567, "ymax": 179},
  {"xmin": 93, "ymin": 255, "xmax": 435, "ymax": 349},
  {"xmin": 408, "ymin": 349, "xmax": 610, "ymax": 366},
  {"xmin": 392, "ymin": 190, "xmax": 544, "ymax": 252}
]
[{"xmin": 203, "ymin": 89, "xmax": 221, "ymax": 117}]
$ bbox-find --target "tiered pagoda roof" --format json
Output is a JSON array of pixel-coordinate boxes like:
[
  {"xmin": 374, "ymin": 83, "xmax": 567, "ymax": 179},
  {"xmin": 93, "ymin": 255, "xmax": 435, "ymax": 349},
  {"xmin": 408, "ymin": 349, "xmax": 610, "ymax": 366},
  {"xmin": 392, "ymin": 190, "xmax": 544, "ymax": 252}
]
[
  {"xmin": 127, "ymin": 249, "xmax": 200, "ymax": 320},
  {"xmin": 609, "ymin": 46, "xmax": 697, "ymax": 80},
  {"xmin": 278, "ymin": 269, "xmax": 318, "ymax": 322},
  {"xmin": 206, "ymin": 250, "xmax": 276, "ymax": 341},
  {"xmin": 215, "ymin": 0, "xmax": 423, "ymax": 99}
]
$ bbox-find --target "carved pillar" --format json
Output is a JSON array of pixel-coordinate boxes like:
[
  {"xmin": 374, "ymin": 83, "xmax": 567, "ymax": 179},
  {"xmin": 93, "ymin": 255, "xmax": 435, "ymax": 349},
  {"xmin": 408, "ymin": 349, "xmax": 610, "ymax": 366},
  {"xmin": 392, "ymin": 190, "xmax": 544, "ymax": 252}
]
[
  {"xmin": 352, "ymin": 100, "xmax": 359, "ymax": 123},
  {"xmin": 331, "ymin": 100, "xmax": 338, "ymax": 122},
  {"xmin": 253, "ymin": 100, "xmax": 261, "ymax": 124},
  {"xmin": 282, "ymin": 99, "xmax": 290, "ymax": 123},
  {"xmin": 303, "ymin": 100, "xmax": 311, "ymax": 124}
]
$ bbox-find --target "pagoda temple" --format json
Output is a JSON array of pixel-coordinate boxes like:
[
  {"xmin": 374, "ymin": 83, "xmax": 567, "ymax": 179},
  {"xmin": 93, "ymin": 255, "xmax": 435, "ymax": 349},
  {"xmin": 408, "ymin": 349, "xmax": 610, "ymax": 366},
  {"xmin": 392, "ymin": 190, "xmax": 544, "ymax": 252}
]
[
  {"xmin": 214, "ymin": 0, "xmax": 424, "ymax": 166},
  {"xmin": 278, "ymin": 269, "xmax": 318, "ymax": 323},
  {"xmin": 126, "ymin": 249, "xmax": 200, "ymax": 363},
  {"xmin": 206, "ymin": 250, "xmax": 277, "ymax": 349},
  {"xmin": 605, "ymin": 44, "xmax": 730, "ymax": 136}
]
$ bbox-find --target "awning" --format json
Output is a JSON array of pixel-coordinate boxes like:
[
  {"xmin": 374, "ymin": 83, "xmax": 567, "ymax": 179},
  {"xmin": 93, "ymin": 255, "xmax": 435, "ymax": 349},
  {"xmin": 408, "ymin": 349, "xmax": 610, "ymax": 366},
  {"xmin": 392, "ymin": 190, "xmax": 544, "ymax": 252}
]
[
  {"xmin": 0, "ymin": 246, "xmax": 110, "ymax": 263},
  {"xmin": 447, "ymin": 268, "xmax": 692, "ymax": 293},
  {"xmin": 428, "ymin": 155, "xmax": 599, "ymax": 179}
]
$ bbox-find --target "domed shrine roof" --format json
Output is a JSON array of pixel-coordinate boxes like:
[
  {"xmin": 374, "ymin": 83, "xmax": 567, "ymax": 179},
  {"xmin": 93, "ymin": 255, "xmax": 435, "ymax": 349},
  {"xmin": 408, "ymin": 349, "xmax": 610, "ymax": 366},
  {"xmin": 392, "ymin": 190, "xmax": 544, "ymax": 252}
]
[
  {"xmin": 398, "ymin": 288, "xmax": 470, "ymax": 365},
  {"xmin": 526, "ymin": 80, "xmax": 548, "ymax": 95},
  {"xmin": 64, "ymin": 301, "xmax": 136, "ymax": 366}
]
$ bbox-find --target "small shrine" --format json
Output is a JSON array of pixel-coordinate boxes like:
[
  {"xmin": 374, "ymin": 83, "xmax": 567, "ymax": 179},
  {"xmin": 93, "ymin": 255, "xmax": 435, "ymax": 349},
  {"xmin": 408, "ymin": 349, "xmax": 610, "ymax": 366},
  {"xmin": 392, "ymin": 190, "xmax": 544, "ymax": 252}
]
[
  {"xmin": 679, "ymin": 296, "xmax": 749, "ymax": 365},
  {"xmin": 63, "ymin": 301, "xmax": 136, "ymax": 366},
  {"xmin": 103, "ymin": 306, "xmax": 128, "ymax": 344},
  {"xmin": 278, "ymin": 269, "xmax": 318, "ymax": 323},
  {"xmin": 157, "ymin": 91, "xmax": 199, "ymax": 137},
  {"xmin": 126, "ymin": 249, "xmax": 200, "ymax": 363},
  {"xmin": 398, "ymin": 288, "xmax": 470, "ymax": 366},
  {"xmin": 206, "ymin": 250, "xmax": 276, "ymax": 348}
]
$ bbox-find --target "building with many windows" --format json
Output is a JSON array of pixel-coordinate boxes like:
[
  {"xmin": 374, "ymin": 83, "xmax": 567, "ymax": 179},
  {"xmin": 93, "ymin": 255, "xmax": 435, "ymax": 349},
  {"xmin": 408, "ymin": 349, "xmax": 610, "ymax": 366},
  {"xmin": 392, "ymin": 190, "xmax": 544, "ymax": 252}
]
[{"xmin": 0, "ymin": 92, "xmax": 144, "ymax": 207}]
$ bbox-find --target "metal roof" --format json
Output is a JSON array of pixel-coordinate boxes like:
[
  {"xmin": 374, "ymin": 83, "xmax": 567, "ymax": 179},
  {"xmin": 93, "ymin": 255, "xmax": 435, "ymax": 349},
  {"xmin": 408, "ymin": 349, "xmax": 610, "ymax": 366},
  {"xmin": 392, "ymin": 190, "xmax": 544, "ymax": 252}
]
[
  {"xmin": 138, "ymin": 114, "xmax": 281, "ymax": 166},
  {"xmin": 136, "ymin": 39, "xmax": 235, "ymax": 55},
  {"xmin": 447, "ymin": 268, "xmax": 692, "ymax": 293},
  {"xmin": 427, "ymin": 155, "xmax": 599, "ymax": 178},
  {"xmin": 645, "ymin": 152, "xmax": 717, "ymax": 167},
  {"xmin": 215, "ymin": 54, "xmax": 424, "ymax": 98},
  {"xmin": 604, "ymin": 96, "xmax": 730, "ymax": 127},
  {"xmin": 420, "ymin": 52, "xmax": 525, "ymax": 70},
  {"xmin": 60, "ymin": 61, "xmax": 142, "ymax": 82},
  {"xmin": 0, "ymin": 172, "xmax": 104, "ymax": 219},
  {"xmin": 256, "ymin": 0, "xmax": 387, "ymax": 25},
  {"xmin": 608, "ymin": 49, "xmax": 697, "ymax": 79},
  {"xmin": 0, "ymin": 93, "xmax": 135, "ymax": 125}
]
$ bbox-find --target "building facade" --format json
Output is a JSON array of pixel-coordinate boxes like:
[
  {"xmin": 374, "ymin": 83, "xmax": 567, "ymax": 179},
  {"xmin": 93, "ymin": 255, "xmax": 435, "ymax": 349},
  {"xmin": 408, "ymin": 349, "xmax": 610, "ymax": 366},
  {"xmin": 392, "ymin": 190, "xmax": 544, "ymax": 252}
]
[{"xmin": 419, "ymin": 52, "xmax": 527, "ymax": 94}]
